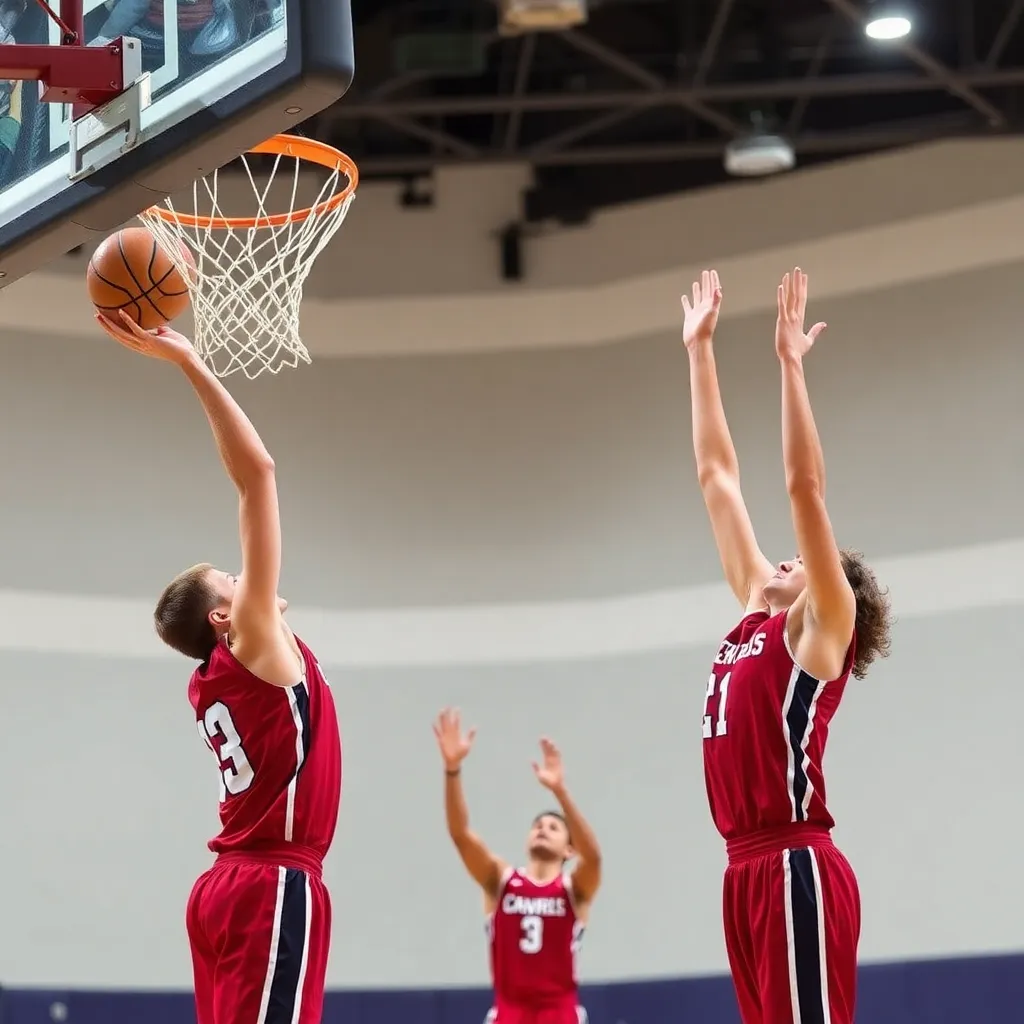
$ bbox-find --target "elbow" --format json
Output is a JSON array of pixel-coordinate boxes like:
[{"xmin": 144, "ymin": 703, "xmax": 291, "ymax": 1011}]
[
  {"xmin": 449, "ymin": 827, "xmax": 471, "ymax": 848},
  {"xmin": 786, "ymin": 473, "xmax": 823, "ymax": 502},
  {"xmin": 249, "ymin": 455, "xmax": 276, "ymax": 482},
  {"xmin": 697, "ymin": 462, "xmax": 739, "ymax": 492}
]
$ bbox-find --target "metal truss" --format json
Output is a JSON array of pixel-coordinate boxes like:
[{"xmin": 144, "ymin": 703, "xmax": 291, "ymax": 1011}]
[{"xmin": 321, "ymin": 0, "xmax": 1024, "ymax": 182}]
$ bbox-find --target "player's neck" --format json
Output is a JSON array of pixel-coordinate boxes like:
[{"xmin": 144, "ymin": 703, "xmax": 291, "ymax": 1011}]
[{"xmin": 524, "ymin": 859, "xmax": 562, "ymax": 884}]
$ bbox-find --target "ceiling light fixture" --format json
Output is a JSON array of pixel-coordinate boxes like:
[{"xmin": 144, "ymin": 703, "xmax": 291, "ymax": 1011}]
[{"xmin": 865, "ymin": 6, "xmax": 912, "ymax": 41}]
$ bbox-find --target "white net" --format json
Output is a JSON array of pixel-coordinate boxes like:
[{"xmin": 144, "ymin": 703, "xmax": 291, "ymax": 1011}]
[{"xmin": 137, "ymin": 139, "xmax": 357, "ymax": 379}]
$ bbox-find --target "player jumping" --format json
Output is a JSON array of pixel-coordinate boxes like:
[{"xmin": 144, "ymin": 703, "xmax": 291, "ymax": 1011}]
[
  {"xmin": 97, "ymin": 310, "xmax": 341, "ymax": 1024},
  {"xmin": 683, "ymin": 270, "xmax": 892, "ymax": 1024},
  {"xmin": 433, "ymin": 708, "xmax": 601, "ymax": 1024}
]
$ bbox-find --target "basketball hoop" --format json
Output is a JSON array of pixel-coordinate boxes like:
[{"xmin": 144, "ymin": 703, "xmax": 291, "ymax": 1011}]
[{"xmin": 138, "ymin": 134, "xmax": 358, "ymax": 379}]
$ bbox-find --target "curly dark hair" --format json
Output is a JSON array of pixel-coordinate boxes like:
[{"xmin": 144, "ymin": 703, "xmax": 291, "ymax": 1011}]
[{"xmin": 840, "ymin": 549, "xmax": 892, "ymax": 679}]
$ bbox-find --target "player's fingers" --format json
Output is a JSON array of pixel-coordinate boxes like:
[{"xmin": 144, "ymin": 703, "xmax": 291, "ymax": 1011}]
[
  {"xmin": 117, "ymin": 309, "xmax": 152, "ymax": 340},
  {"xmin": 808, "ymin": 322, "xmax": 827, "ymax": 342},
  {"xmin": 680, "ymin": 294, "xmax": 691, "ymax": 315},
  {"xmin": 95, "ymin": 314, "xmax": 141, "ymax": 349},
  {"xmin": 466, "ymin": 726, "xmax": 477, "ymax": 744},
  {"xmin": 777, "ymin": 284, "xmax": 785, "ymax": 317},
  {"xmin": 711, "ymin": 269, "xmax": 721, "ymax": 291},
  {"xmin": 701, "ymin": 269, "xmax": 710, "ymax": 297},
  {"xmin": 692, "ymin": 281, "xmax": 700, "ymax": 307}
]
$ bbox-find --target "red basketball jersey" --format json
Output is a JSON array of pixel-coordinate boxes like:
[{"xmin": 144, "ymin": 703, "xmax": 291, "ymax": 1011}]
[
  {"xmin": 489, "ymin": 868, "xmax": 583, "ymax": 1008},
  {"xmin": 702, "ymin": 609, "xmax": 854, "ymax": 840},
  {"xmin": 188, "ymin": 634, "xmax": 342, "ymax": 858}
]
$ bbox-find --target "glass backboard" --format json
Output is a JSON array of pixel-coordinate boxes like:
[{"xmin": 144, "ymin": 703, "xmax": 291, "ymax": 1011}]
[{"xmin": 0, "ymin": 0, "xmax": 353, "ymax": 287}]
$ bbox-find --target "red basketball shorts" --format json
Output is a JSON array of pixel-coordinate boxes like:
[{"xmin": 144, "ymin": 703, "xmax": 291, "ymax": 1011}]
[
  {"xmin": 187, "ymin": 849, "xmax": 332, "ymax": 1024},
  {"xmin": 486, "ymin": 1004, "xmax": 587, "ymax": 1024},
  {"xmin": 723, "ymin": 827, "xmax": 860, "ymax": 1024}
]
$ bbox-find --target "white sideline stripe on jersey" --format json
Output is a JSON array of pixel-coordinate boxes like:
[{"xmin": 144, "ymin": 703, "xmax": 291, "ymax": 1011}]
[
  {"xmin": 782, "ymin": 850, "xmax": 802, "ymax": 1024},
  {"xmin": 289, "ymin": 873, "xmax": 314, "ymax": 1024},
  {"xmin": 800, "ymin": 680, "xmax": 827, "ymax": 820},
  {"xmin": 781, "ymin": 665, "xmax": 802, "ymax": 823},
  {"xmin": 257, "ymin": 867, "xmax": 288, "ymax": 1024},
  {"xmin": 809, "ymin": 849, "xmax": 832, "ymax": 1024},
  {"xmin": 284, "ymin": 682, "xmax": 307, "ymax": 844}
]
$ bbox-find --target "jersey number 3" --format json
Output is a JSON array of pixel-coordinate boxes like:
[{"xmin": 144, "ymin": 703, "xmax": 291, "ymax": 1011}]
[
  {"xmin": 198, "ymin": 702, "xmax": 255, "ymax": 802},
  {"xmin": 519, "ymin": 915, "xmax": 543, "ymax": 954},
  {"xmin": 702, "ymin": 671, "xmax": 731, "ymax": 739}
]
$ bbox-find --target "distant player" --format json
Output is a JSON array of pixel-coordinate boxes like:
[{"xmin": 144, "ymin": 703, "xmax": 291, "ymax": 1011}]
[
  {"xmin": 96, "ymin": 311, "xmax": 341, "ymax": 1024},
  {"xmin": 682, "ymin": 270, "xmax": 892, "ymax": 1024},
  {"xmin": 433, "ymin": 708, "xmax": 602, "ymax": 1024}
]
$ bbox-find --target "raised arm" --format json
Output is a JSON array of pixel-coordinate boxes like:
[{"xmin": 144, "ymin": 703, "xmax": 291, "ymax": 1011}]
[
  {"xmin": 97, "ymin": 313, "xmax": 299, "ymax": 686},
  {"xmin": 532, "ymin": 738, "xmax": 602, "ymax": 907},
  {"xmin": 774, "ymin": 270, "xmax": 856, "ymax": 680},
  {"xmin": 433, "ymin": 708, "xmax": 506, "ymax": 901},
  {"xmin": 683, "ymin": 271, "xmax": 775, "ymax": 611}
]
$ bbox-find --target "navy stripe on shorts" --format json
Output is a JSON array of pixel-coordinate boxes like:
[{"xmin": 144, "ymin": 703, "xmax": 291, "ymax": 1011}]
[
  {"xmin": 787, "ymin": 847, "xmax": 827, "ymax": 1024},
  {"xmin": 265, "ymin": 868, "xmax": 309, "ymax": 1024}
]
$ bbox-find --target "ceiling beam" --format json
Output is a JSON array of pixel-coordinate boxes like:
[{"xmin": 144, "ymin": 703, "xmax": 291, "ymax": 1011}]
[
  {"xmin": 821, "ymin": 0, "xmax": 1005, "ymax": 125},
  {"xmin": 692, "ymin": 0, "xmax": 737, "ymax": 87},
  {"xmin": 503, "ymin": 33, "xmax": 537, "ymax": 152},
  {"xmin": 352, "ymin": 121, "xmax": 987, "ymax": 175},
  {"xmin": 320, "ymin": 67, "xmax": 1024, "ymax": 121},
  {"xmin": 365, "ymin": 113, "xmax": 481, "ymax": 158},
  {"xmin": 985, "ymin": 0, "xmax": 1024, "ymax": 68},
  {"xmin": 787, "ymin": 18, "xmax": 837, "ymax": 134},
  {"xmin": 557, "ymin": 29, "xmax": 743, "ymax": 135}
]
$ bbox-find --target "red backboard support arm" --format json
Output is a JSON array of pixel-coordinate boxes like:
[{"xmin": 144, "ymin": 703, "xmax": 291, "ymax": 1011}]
[{"xmin": 0, "ymin": 0, "xmax": 130, "ymax": 115}]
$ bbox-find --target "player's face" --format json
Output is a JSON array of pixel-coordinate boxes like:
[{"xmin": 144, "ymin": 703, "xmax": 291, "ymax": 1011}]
[
  {"xmin": 211, "ymin": 570, "xmax": 289, "ymax": 616},
  {"xmin": 762, "ymin": 557, "xmax": 806, "ymax": 609},
  {"xmin": 527, "ymin": 814, "xmax": 572, "ymax": 862}
]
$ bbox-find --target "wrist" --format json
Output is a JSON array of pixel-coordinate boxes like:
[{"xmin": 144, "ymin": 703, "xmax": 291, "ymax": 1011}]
[
  {"xmin": 778, "ymin": 350, "xmax": 804, "ymax": 370},
  {"xmin": 178, "ymin": 349, "xmax": 207, "ymax": 378},
  {"xmin": 444, "ymin": 765, "xmax": 461, "ymax": 777}
]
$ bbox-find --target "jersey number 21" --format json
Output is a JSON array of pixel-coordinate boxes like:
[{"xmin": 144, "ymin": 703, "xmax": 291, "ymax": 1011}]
[{"xmin": 702, "ymin": 671, "xmax": 731, "ymax": 739}]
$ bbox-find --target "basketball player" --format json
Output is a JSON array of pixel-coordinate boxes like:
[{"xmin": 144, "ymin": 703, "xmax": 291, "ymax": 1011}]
[
  {"xmin": 682, "ymin": 270, "xmax": 892, "ymax": 1024},
  {"xmin": 96, "ymin": 310, "xmax": 341, "ymax": 1024},
  {"xmin": 433, "ymin": 708, "xmax": 601, "ymax": 1024}
]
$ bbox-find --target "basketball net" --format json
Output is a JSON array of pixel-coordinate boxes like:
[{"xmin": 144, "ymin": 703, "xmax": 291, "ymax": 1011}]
[{"xmin": 138, "ymin": 135, "xmax": 358, "ymax": 380}]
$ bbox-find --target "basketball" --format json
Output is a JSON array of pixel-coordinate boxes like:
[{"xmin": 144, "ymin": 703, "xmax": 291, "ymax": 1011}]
[{"xmin": 87, "ymin": 227, "xmax": 195, "ymax": 331}]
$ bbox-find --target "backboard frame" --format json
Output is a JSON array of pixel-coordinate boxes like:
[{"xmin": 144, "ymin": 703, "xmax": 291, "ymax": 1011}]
[{"xmin": 0, "ymin": 0, "xmax": 354, "ymax": 289}]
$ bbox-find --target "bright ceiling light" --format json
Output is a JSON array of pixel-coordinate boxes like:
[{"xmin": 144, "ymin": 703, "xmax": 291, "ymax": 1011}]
[{"xmin": 865, "ymin": 14, "xmax": 912, "ymax": 40}]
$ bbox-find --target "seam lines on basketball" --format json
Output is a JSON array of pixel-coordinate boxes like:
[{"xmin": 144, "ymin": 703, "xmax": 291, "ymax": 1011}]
[
  {"xmin": 145, "ymin": 239, "xmax": 189, "ymax": 297},
  {"xmin": 117, "ymin": 232, "xmax": 174, "ymax": 321},
  {"xmin": 89, "ymin": 258, "xmax": 186, "ymax": 313}
]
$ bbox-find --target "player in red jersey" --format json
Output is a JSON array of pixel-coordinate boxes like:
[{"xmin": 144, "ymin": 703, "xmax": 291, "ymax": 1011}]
[
  {"xmin": 97, "ymin": 311, "xmax": 342, "ymax": 1024},
  {"xmin": 682, "ymin": 270, "xmax": 892, "ymax": 1024},
  {"xmin": 433, "ymin": 708, "xmax": 602, "ymax": 1024}
]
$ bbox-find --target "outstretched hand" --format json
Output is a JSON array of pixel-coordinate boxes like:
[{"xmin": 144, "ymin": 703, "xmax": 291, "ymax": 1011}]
[
  {"xmin": 95, "ymin": 310, "xmax": 196, "ymax": 366},
  {"xmin": 775, "ymin": 268, "xmax": 827, "ymax": 362},
  {"xmin": 531, "ymin": 737, "xmax": 565, "ymax": 793},
  {"xmin": 433, "ymin": 708, "xmax": 477, "ymax": 771},
  {"xmin": 681, "ymin": 269, "xmax": 723, "ymax": 349}
]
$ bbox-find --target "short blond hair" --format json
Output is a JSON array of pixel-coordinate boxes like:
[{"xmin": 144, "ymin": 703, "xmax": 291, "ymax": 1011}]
[{"xmin": 154, "ymin": 563, "xmax": 220, "ymax": 660}]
